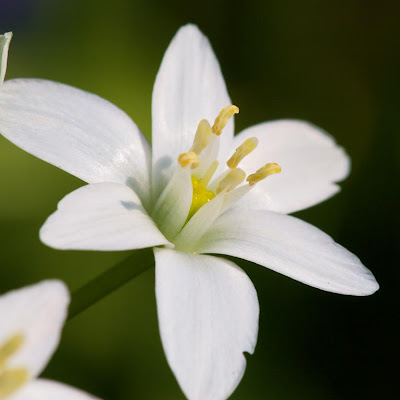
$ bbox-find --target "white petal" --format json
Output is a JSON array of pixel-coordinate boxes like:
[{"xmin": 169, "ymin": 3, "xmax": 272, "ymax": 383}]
[
  {"xmin": 12, "ymin": 379, "xmax": 101, "ymax": 400},
  {"xmin": 0, "ymin": 280, "xmax": 69, "ymax": 378},
  {"xmin": 152, "ymin": 24, "xmax": 233, "ymax": 196},
  {"xmin": 233, "ymin": 120, "xmax": 350, "ymax": 214},
  {"xmin": 40, "ymin": 183, "xmax": 170, "ymax": 250},
  {"xmin": 151, "ymin": 167, "xmax": 192, "ymax": 240},
  {"xmin": 0, "ymin": 32, "xmax": 12, "ymax": 85},
  {"xmin": 0, "ymin": 79, "xmax": 151, "ymax": 207},
  {"xmin": 196, "ymin": 209, "xmax": 379, "ymax": 296},
  {"xmin": 155, "ymin": 248, "xmax": 259, "ymax": 400}
]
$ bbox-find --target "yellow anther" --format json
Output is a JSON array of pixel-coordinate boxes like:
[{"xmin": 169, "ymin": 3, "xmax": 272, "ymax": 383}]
[
  {"xmin": 246, "ymin": 163, "xmax": 281, "ymax": 186},
  {"xmin": 212, "ymin": 105, "xmax": 239, "ymax": 136},
  {"xmin": 0, "ymin": 368, "xmax": 29, "ymax": 398},
  {"xmin": 227, "ymin": 137, "xmax": 259, "ymax": 168},
  {"xmin": 0, "ymin": 334, "xmax": 24, "ymax": 367},
  {"xmin": 190, "ymin": 119, "xmax": 212, "ymax": 154},
  {"xmin": 201, "ymin": 160, "xmax": 219, "ymax": 187},
  {"xmin": 178, "ymin": 152, "xmax": 200, "ymax": 169},
  {"xmin": 216, "ymin": 168, "xmax": 246, "ymax": 194}
]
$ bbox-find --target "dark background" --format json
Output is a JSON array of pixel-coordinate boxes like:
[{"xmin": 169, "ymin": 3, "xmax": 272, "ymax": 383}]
[{"xmin": 0, "ymin": 0, "xmax": 398, "ymax": 398}]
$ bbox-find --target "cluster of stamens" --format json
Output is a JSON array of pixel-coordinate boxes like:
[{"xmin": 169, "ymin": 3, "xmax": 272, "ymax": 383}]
[
  {"xmin": 177, "ymin": 105, "xmax": 281, "ymax": 218},
  {"xmin": 0, "ymin": 333, "xmax": 28, "ymax": 398}
]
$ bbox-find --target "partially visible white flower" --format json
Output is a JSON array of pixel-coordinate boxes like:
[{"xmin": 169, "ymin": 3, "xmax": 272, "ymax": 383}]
[
  {"xmin": 0, "ymin": 32, "xmax": 12, "ymax": 86},
  {"xmin": 0, "ymin": 280, "xmax": 100, "ymax": 399},
  {"xmin": 0, "ymin": 27, "xmax": 379, "ymax": 400}
]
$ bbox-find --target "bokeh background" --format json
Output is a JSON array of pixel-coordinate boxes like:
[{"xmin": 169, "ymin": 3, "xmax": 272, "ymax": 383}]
[{"xmin": 0, "ymin": 0, "xmax": 398, "ymax": 398}]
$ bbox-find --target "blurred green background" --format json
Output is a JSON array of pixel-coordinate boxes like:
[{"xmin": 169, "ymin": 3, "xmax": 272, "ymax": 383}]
[{"xmin": 0, "ymin": 0, "xmax": 397, "ymax": 399}]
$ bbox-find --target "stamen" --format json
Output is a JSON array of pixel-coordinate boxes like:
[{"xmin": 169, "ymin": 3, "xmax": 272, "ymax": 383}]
[
  {"xmin": 190, "ymin": 119, "xmax": 212, "ymax": 154},
  {"xmin": 212, "ymin": 105, "xmax": 239, "ymax": 136},
  {"xmin": 201, "ymin": 160, "xmax": 219, "ymax": 187},
  {"xmin": 0, "ymin": 334, "xmax": 24, "ymax": 367},
  {"xmin": 227, "ymin": 137, "xmax": 259, "ymax": 168},
  {"xmin": 216, "ymin": 168, "xmax": 246, "ymax": 194},
  {"xmin": 0, "ymin": 368, "xmax": 29, "ymax": 398},
  {"xmin": 247, "ymin": 163, "xmax": 281, "ymax": 186},
  {"xmin": 178, "ymin": 152, "xmax": 200, "ymax": 169}
]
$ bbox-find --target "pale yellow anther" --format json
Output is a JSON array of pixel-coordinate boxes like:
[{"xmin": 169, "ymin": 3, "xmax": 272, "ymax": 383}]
[
  {"xmin": 0, "ymin": 334, "xmax": 24, "ymax": 367},
  {"xmin": 0, "ymin": 368, "xmax": 29, "ymax": 398},
  {"xmin": 246, "ymin": 163, "xmax": 281, "ymax": 186},
  {"xmin": 216, "ymin": 168, "xmax": 246, "ymax": 194},
  {"xmin": 227, "ymin": 137, "xmax": 259, "ymax": 168},
  {"xmin": 178, "ymin": 152, "xmax": 200, "ymax": 169},
  {"xmin": 201, "ymin": 160, "xmax": 219, "ymax": 187},
  {"xmin": 212, "ymin": 105, "xmax": 239, "ymax": 136},
  {"xmin": 190, "ymin": 119, "xmax": 212, "ymax": 154}
]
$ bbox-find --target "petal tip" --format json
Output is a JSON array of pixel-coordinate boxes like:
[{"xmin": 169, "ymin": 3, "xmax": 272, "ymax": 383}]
[
  {"xmin": 43, "ymin": 279, "xmax": 71, "ymax": 302},
  {"xmin": 2, "ymin": 31, "xmax": 13, "ymax": 39},
  {"xmin": 360, "ymin": 276, "xmax": 380, "ymax": 296},
  {"xmin": 30, "ymin": 279, "xmax": 71, "ymax": 311},
  {"xmin": 173, "ymin": 23, "xmax": 208, "ymax": 48},
  {"xmin": 177, "ymin": 23, "xmax": 201, "ymax": 35}
]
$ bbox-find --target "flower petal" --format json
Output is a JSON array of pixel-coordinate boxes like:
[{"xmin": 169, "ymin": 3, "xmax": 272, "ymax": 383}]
[
  {"xmin": 40, "ymin": 183, "xmax": 170, "ymax": 250},
  {"xmin": 0, "ymin": 32, "xmax": 12, "ymax": 85},
  {"xmin": 196, "ymin": 209, "xmax": 379, "ymax": 296},
  {"xmin": 155, "ymin": 248, "xmax": 259, "ymax": 400},
  {"xmin": 0, "ymin": 280, "xmax": 69, "ymax": 379},
  {"xmin": 232, "ymin": 120, "xmax": 350, "ymax": 214},
  {"xmin": 151, "ymin": 167, "xmax": 192, "ymax": 240},
  {"xmin": 12, "ymin": 379, "xmax": 101, "ymax": 400},
  {"xmin": 0, "ymin": 79, "xmax": 151, "ymax": 206},
  {"xmin": 152, "ymin": 24, "xmax": 233, "ymax": 196}
]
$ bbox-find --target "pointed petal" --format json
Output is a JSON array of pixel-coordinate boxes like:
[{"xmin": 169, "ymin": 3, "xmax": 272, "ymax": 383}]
[
  {"xmin": 155, "ymin": 248, "xmax": 259, "ymax": 400},
  {"xmin": 0, "ymin": 32, "xmax": 12, "ymax": 85},
  {"xmin": 0, "ymin": 79, "xmax": 151, "ymax": 206},
  {"xmin": 0, "ymin": 280, "xmax": 69, "ymax": 378},
  {"xmin": 196, "ymin": 210, "xmax": 379, "ymax": 296},
  {"xmin": 152, "ymin": 24, "xmax": 233, "ymax": 196},
  {"xmin": 233, "ymin": 120, "xmax": 350, "ymax": 214},
  {"xmin": 12, "ymin": 379, "xmax": 101, "ymax": 400},
  {"xmin": 40, "ymin": 183, "xmax": 170, "ymax": 251}
]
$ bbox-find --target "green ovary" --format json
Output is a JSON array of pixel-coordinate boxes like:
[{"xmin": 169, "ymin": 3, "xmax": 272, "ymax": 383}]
[{"xmin": 188, "ymin": 176, "xmax": 215, "ymax": 219}]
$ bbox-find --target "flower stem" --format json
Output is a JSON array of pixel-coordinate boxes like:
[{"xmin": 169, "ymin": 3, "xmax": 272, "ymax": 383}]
[{"xmin": 68, "ymin": 248, "xmax": 154, "ymax": 320}]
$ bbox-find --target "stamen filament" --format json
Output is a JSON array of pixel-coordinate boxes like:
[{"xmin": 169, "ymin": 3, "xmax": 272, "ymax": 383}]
[
  {"xmin": 247, "ymin": 163, "xmax": 281, "ymax": 186},
  {"xmin": 201, "ymin": 160, "xmax": 219, "ymax": 187},
  {"xmin": 178, "ymin": 152, "xmax": 200, "ymax": 169},
  {"xmin": 227, "ymin": 137, "xmax": 259, "ymax": 168},
  {"xmin": 216, "ymin": 168, "xmax": 246, "ymax": 194},
  {"xmin": 212, "ymin": 105, "xmax": 239, "ymax": 136},
  {"xmin": 0, "ymin": 334, "xmax": 24, "ymax": 366},
  {"xmin": 0, "ymin": 368, "xmax": 29, "ymax": 398},
  {"xmin": 190, "ymin": 119, "xmax": 212, "ymax": 154}
]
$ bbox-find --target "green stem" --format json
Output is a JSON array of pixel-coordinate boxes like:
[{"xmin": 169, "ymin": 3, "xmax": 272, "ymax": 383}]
[{"xmin": 68, "ymin": 248, "xmax": 154, "ymax": 320}]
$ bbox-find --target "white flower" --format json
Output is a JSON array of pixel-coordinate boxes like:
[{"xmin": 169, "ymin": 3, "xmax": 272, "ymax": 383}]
[
  {"xmin": 0, "ymin": 280, "xmax": 100, "ymax": 399},
  {"xmin": 0, "ymin": 26, "xmax": 378, "ymax": 400}
]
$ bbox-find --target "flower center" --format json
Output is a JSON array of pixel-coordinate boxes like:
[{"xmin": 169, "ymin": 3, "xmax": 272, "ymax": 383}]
[
  {"xmin": 0, "ymin": 334, "xmax": 29, "ymax": 399},
  {"xmin": 151, "ymin": 104, "xmax": 282, "ymax": 246},
  {"xmin": 177, "ymin": 105, "xmax": 281, "ymax": 219},
  {"xmin": 188, "ymin": 176, "xmax": 216, "ymax": 220}
]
